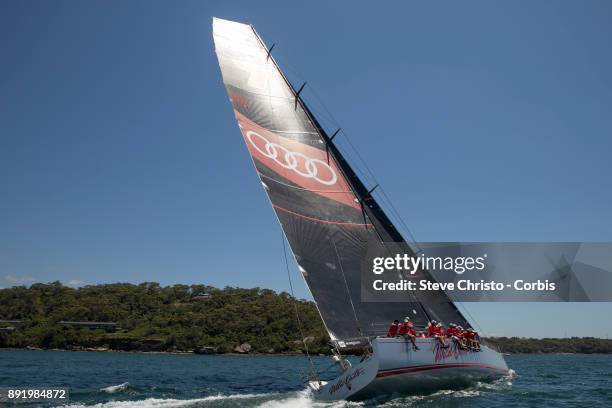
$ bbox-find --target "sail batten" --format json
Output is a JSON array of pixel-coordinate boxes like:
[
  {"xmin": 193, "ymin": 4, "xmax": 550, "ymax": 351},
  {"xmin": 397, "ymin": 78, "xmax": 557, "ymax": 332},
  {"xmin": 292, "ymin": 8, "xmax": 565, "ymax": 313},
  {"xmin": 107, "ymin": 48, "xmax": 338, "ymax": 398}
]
[{"xmin": 213, "ymin": 17, "xmax": 469, "ymax": 341}]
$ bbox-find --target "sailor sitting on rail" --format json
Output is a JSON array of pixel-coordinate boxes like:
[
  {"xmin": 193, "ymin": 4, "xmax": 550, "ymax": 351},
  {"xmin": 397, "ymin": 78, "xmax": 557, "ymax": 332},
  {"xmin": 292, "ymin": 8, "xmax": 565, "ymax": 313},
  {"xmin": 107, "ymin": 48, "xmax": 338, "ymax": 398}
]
[
  {"xmin": 426, "ymin": 320, "xmax": 449, "ymax": 348},
  {"xmin": 398, "ymin": 317, "xmax": 419, "ymax": 351},
  {"xmin": 456, "ymin": 325, "xmax": 470, "ymax": 349},
  {"xmin": 386, "ymin": 319, "xmax": 400, "ymax": 337},
  {"xmin": 463, "ymin": 328, "xmax": 481, "ymax": 351},
  {"xmin": 447, "ymin": 323, "xmax": 467, "ymax": 350},
  {"xmin": 435, "ymin": 322, "xmax": 450, "ymax": 348},
  {"xmin": 425, "ymin": 320, "xmax": 436, "ymax": 337}
]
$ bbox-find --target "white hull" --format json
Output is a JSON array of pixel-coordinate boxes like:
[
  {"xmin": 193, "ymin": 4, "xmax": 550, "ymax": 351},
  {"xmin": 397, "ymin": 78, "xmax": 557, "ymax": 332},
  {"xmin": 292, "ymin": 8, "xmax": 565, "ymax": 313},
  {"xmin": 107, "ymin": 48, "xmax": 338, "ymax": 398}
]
[{"xmin": 310, "ymin": 337, "xmax": 509, "ymax": 401}]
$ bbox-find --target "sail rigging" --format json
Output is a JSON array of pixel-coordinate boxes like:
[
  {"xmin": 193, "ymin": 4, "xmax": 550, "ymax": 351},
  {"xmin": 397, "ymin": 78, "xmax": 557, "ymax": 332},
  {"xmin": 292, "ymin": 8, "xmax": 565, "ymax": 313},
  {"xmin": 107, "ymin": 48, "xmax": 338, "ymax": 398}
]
[{"xmin": 213, "ymin": 17, "xmax": 469, "ymax": 342}]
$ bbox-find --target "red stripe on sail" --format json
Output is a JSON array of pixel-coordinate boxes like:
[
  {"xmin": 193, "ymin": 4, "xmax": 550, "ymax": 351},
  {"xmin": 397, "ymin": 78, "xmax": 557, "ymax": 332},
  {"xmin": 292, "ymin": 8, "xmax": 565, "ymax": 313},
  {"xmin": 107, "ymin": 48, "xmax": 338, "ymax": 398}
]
[{"xmin": 234, "ymin": 110, "xmax": 360, "ymax": 209}]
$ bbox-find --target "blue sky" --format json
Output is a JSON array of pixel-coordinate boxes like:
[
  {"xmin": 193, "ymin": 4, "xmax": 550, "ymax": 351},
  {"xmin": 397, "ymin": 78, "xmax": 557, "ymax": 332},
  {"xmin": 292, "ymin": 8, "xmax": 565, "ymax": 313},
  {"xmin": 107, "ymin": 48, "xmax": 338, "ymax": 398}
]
[{"xmin": 1, "ymin": 1, "xmax": 611, "ymax": 337}]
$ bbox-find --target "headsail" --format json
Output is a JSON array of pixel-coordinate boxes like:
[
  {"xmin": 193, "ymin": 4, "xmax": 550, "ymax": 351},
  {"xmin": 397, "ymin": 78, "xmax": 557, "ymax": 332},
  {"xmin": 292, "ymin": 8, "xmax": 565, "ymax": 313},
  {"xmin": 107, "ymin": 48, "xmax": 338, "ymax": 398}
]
[{"xmin": 213, "ymin": 17, "xmax": 469, "ymax": 342}]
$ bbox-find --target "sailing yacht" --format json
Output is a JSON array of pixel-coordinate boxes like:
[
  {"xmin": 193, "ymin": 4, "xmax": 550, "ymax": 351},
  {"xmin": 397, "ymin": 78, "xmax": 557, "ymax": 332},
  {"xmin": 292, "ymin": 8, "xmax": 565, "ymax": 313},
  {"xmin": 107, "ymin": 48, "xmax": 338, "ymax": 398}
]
[{"xmin": 212, "ymin": 17, "xmax": 509, "ymax": 401}]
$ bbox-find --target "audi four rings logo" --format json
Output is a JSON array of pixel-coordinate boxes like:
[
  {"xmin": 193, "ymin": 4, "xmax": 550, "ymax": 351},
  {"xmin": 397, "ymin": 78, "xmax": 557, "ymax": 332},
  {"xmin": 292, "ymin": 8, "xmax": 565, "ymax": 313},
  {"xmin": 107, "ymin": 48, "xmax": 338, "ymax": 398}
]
[{"xmin": 246, "ymin": 130, "xmax": 338, "ymax": 186}]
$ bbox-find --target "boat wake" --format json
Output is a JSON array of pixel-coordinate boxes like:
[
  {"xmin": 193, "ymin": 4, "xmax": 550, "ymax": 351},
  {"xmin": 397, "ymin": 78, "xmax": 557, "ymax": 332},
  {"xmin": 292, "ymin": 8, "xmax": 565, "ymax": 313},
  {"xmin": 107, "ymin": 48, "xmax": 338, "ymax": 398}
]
[
  {"xmin": 256, "ymin": 389, "xmax": 362, "ymax": 408},
  {"xmin": 57, "ymin": 371, "xmax": 516, "ymax": 408},
  {"xmin": 370, "ymin": 369, "xmax": 517, "ymax": 407},
  {"xmin": 58, "ymin": 393, "xmax": 277, "ymax": 408}
]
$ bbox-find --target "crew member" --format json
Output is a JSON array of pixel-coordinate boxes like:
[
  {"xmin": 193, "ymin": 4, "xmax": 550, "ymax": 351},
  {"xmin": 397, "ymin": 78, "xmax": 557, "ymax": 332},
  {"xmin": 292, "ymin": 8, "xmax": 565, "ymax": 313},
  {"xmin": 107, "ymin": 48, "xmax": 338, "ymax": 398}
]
[
  {"xmin": 398, "ymin": 317, "xmax": 419, "ymax": 351},
  {"xmin": 435, "ymin": 322, "xmax": 449, "ymax": 348},
  {"xmin": 386, "ymin": 319, "xmax": 399, "ymax": 337},
  {"xmin": 447, "ymin": 323, "xmax": 464, "ymax": 349},
  {"xmin": 425, "ymin": 320, "xmax": 438, "ymax": 337},
  {"xmin": 465, "ymin": 328, "xmax": 481, "ymax": 351},
  {"xmin": 425, "ymin": 320, "xmax": 447, "ymax": 348},
  {"xmin": 446, "ymin": 323, "xmax": 457, "ymax": 337},
  {"xmin": 455, "ymin": 325, "xmax": 468, "ymax": 349},
  {"xmin": 462, "ymin": 327, "xmax": 474, "ymax": 349}
]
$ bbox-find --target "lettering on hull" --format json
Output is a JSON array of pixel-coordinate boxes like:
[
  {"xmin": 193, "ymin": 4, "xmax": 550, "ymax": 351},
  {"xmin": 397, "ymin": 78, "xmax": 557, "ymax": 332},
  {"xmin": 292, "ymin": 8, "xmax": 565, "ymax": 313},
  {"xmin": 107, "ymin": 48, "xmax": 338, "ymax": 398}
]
[
  {"xmin": 329, "ymin": 367, "xmax": 365, "ymax": 395},
  {"xmin": 433, "ymin": 342, "xmax": 469, "ymax": 363}
]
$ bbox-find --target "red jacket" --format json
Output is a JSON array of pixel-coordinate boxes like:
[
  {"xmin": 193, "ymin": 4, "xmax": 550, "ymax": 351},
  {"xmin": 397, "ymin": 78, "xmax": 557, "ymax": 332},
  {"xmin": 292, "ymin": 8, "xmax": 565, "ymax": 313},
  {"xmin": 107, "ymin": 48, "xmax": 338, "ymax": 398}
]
[
  {"xmin": 399, "ymin": 322, "xmax": 416, "ymax": 336},
  {"xmin": 387, "ymin": 323, "xmax": 399, "ymax": 337},
  {"xmin": 426, "ymin": 324, "xmax": 437, "ymax": 337}
]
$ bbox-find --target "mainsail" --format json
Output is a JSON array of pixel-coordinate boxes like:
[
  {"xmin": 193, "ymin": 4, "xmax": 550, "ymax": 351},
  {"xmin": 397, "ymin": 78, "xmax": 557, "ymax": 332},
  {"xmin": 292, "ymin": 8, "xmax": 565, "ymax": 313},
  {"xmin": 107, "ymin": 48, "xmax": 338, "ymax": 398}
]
[{"xmin": 213, "ymin": 18, "xmax": 469, "ymax": 342}]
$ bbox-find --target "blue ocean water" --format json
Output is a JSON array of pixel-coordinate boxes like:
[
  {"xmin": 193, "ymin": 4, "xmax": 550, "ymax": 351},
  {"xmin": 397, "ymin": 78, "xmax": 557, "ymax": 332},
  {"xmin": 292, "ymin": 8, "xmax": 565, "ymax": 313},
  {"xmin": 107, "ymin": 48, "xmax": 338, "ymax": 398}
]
[{"xmin": 1, "ymin": 350, "xmax": 610, "ymax": 407}]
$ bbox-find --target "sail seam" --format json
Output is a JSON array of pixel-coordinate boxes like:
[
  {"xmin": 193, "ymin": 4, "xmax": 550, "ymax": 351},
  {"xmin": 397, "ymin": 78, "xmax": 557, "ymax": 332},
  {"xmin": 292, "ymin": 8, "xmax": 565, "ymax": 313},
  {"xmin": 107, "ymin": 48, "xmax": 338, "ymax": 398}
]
[{"xmin": 272, "ymin": 205, "xmax": 372, "ymax": 228}]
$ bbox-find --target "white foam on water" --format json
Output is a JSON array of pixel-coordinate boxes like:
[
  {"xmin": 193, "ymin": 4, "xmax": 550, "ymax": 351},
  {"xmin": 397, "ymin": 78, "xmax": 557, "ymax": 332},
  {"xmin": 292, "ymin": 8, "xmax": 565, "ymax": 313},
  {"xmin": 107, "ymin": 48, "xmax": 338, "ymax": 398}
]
[
  {"xmin": 474, "ymin": 369, "xmax": 517, "ymax": 392},
  {"xmin": 255, "ymin": 389, "xmax": 362, "ymax": 408},
  {"xmin": 424, "ymin": 388, "xmax": 481, "ymax": 399},
  {"xmin": 376, "ymin": 382, "xmax": 509, "ymax": 407},
  {"xmin": 449, "ymin": 389, "xmax": 481, "ymax": 398},
  {"xmin": 99, "ymin": 382, "xmax": 130, "ymax": 393},
  {"xmin": 57, "ymin": 393, "xmax": 272, "ymax": 408}
]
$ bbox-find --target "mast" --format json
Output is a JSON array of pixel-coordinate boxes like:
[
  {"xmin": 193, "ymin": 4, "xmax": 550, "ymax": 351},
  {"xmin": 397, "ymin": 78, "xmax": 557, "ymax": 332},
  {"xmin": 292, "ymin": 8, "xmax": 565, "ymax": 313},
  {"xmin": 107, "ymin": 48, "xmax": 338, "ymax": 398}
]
[
  {"xmin": 213, "ymin": 18, "xmax": 470, "ymax": 342},
  {"xmin": 248, "ymin": 24, "xmax": 459, "ymax": 325},
  {"xmin": 247, "ymin": 24, "xmax": 422, "ymax": 329}
]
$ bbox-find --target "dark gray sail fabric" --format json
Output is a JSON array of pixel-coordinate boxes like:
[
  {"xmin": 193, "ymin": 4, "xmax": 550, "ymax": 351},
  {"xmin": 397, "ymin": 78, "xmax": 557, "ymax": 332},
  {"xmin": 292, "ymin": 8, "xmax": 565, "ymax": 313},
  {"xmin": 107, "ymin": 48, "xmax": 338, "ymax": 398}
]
[{"xmin": 213, "ymin": 18, "xmax": 468, "ymax": 341}]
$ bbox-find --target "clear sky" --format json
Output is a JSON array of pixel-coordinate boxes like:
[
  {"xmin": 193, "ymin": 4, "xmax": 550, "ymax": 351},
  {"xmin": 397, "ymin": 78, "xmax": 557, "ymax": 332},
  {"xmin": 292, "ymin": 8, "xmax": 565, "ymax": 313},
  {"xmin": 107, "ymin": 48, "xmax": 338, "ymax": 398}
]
[{"xmin": 1, "ymin": 1, "xmax": 611, "ymax": 338}]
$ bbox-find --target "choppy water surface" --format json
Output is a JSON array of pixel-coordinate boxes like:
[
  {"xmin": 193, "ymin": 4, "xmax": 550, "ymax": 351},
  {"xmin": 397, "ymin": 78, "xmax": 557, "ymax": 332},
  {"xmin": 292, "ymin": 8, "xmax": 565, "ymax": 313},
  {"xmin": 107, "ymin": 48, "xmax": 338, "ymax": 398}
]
[{"xmin": 1, "ymin": 350, "xmax": 610, "ymax": 407}]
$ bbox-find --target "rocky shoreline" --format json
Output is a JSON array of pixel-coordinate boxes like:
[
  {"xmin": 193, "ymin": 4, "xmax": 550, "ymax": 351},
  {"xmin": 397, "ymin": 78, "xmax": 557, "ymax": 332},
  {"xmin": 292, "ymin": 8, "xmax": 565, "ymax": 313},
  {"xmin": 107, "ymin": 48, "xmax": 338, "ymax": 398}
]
[{"xmin": 2, "ymin": 345, "xmax": 314, "ymax": 356}]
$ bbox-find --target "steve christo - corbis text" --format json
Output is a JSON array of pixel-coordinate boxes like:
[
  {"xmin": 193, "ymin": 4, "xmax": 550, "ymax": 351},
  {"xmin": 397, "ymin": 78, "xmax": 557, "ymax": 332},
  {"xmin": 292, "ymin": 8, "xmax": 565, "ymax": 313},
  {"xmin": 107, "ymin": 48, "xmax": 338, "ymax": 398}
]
[
  {"xmin": 372, "ymin": 278, "xmax": 556, "ymax": 292},
  {"xmin": 371, "ymin": 254, "xmax": 556, "ymax": 293}
]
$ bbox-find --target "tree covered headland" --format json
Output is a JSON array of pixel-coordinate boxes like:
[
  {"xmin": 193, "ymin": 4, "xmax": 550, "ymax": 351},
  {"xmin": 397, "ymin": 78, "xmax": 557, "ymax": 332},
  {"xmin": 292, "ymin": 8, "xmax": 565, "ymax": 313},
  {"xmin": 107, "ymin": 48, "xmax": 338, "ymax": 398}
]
[
  {"xmin": 0, "ymin": 282, "xmax": 329, "ymax": 354},
  {"xmin": 484, "ymin": 336, "xmax": 612, "ymax": 354},
  {"xmin": 1, "ymin": 282, "xmax": 611, "ymax": 354}
]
